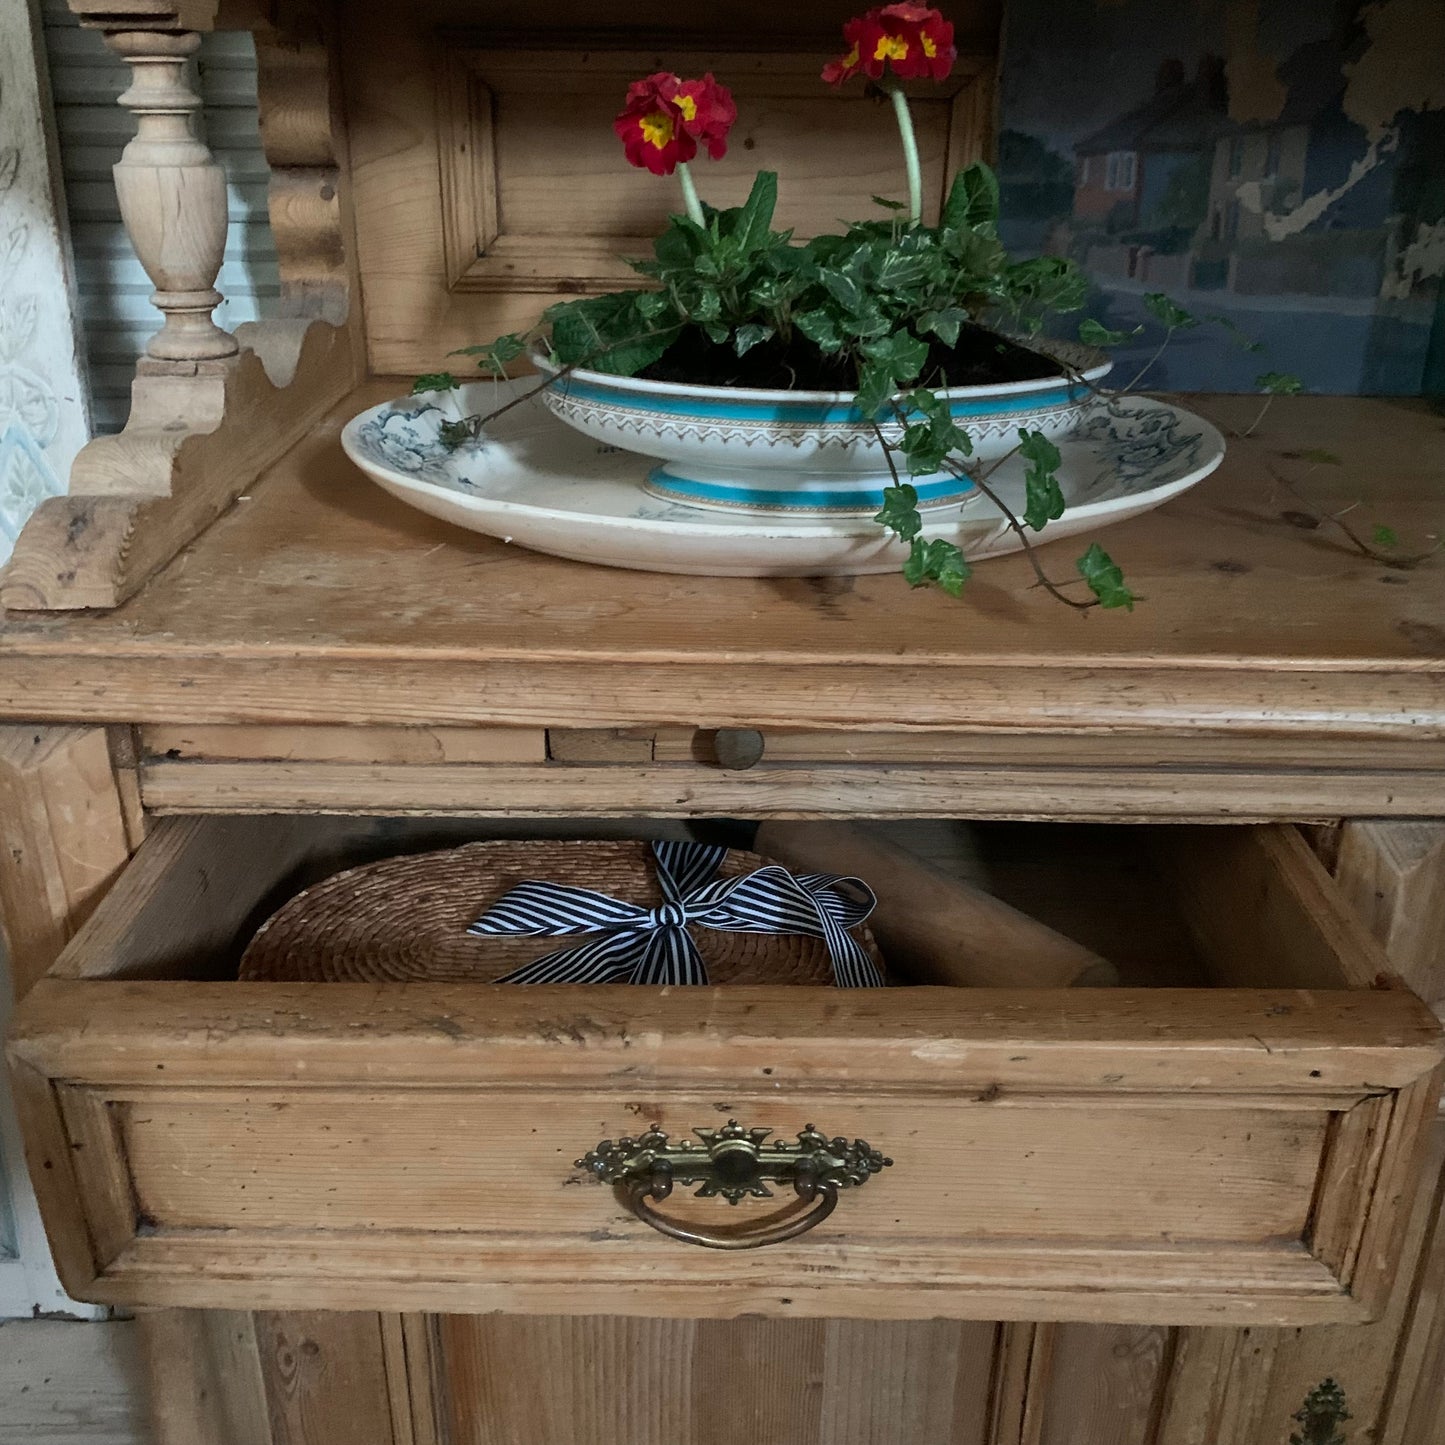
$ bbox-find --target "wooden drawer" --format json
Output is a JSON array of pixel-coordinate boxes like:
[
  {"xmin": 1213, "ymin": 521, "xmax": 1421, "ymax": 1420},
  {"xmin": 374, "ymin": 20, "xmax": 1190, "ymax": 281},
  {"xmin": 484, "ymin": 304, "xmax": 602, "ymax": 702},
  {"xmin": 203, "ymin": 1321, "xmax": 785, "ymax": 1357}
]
[{"xmin": 7, "ymin": 817, "xmax": 1441, "ymax": 1325}]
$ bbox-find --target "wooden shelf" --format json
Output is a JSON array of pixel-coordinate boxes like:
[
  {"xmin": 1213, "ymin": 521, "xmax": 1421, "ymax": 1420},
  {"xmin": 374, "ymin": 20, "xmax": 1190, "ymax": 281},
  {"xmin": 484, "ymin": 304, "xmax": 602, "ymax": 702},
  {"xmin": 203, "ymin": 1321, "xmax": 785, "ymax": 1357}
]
[{"xmin": 1, "ymin": 391, "xmax": 1442, "ymax": 742}]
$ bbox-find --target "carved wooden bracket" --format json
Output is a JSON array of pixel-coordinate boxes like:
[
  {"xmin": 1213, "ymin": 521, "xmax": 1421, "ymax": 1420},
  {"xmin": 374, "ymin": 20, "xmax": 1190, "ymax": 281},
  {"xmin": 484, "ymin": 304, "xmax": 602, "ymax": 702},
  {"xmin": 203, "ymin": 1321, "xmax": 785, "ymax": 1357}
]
[
  {"xmin": 107, "ymin": 30, "xmax": 238, "ymax": 362},
  {"xmin": 1, "ymin": 4, "xmax": 360, "ymax": 612}
]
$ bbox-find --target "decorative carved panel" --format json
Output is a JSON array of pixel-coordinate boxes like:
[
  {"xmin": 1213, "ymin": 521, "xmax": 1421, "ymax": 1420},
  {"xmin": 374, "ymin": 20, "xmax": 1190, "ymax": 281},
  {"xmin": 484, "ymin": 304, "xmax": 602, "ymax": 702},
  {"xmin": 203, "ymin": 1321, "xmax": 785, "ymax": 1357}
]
[{"xmin": 436, "ymin": 40, "xmax": 995, "ymax": 294}]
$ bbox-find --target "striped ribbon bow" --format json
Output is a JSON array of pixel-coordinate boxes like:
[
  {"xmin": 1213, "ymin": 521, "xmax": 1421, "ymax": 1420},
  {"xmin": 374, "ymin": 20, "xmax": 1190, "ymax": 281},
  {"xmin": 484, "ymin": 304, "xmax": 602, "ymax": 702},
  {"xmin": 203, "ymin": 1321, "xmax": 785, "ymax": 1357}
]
[{"xmin": 467, "ymin": 840, "xmax": 882, "ymax": 988}]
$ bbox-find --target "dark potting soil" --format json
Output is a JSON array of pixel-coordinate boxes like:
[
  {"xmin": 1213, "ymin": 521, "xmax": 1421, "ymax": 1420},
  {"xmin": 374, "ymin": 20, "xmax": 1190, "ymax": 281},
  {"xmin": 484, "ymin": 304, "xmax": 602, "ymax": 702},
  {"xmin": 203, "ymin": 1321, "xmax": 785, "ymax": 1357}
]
[{"xmin": 638, "ymin": 322, "xmax": 1062, "ymax": 391}]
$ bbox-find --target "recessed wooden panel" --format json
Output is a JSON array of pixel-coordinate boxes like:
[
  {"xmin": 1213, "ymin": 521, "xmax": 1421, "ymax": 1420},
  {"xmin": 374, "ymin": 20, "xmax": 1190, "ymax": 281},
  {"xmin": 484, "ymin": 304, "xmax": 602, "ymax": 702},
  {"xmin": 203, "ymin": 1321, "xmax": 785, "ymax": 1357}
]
[{"xmin": 438, "ymin": 45, "xmax": 993, "ymax": 292}]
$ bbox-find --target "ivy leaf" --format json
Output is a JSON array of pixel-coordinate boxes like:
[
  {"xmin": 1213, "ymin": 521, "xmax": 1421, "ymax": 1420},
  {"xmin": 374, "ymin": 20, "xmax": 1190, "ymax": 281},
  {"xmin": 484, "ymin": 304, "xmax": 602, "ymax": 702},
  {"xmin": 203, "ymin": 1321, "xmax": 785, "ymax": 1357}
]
[
  {"xmin": 1373, "ymin": 523, "xmax": 1400, "ymax": 548},
  {"xmin": 450, "ymin": 332, "xmax": 527, "ymax": 376},
  {"xmin": 918, "ymin": 306, "xmax": 969, "ymax": 347},
  {"xmin": 412, "ymin": 372, "xmax": 458, "ymax": 394},
  {"xmin": 871, "ymin": 194, "xmax": 908, "ymax": 211},
  {"xmin": 1256, "ymin": 370, "xmax": 1305, "ymax": 395},
  {"xmin": 1019, "ymin": 428, "xmax": 1065, "ymax": 531},
  {"xmin": 795, "ymin": 307, "xmax": 845, "ymax": 352},
  {"xmin": 438, "ymin": 419, "xmax": 475, "ymax": 450},
  {"xmin": 875, "ymin": 482, "xmax": 923, "ymax": 542},
  {"xmin": 1143, "ymin": 292, "xmax": 1198, "ymax": 330},
  {"xmin": 1076, "ymin": 543, "xmax": 1136, "ymax": 610},
  {"xmin": 941, "ymin": 162, "xmax": 1000, "ymax": 231},
  {"xmin": 855, "ymin": 362, "xmax": 897, "ymax": 420},
  {"xmin": 546, "ymin": 293, "xmax": 677, "ymax": 376},
  {"xmin": 1078, "ymin": 317, "xmax": 1140, "ymax": 348},
  {"xmin": 733, "ymin": 322, "xmax": 775, "ymax": 357},
  {"xmin": 819, "ymin": 266, "xmax": 867, "ymax": 313},
  {"xmin": 904, "ymin": 537, "xmax": 971, "ymax": 597}
]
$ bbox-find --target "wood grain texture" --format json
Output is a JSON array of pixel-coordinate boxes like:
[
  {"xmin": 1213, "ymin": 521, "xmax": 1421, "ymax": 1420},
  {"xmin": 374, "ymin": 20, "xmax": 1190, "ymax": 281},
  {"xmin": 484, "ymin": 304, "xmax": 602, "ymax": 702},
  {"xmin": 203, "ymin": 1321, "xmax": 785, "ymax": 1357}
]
[
  {"xmin": 105, "ymin": 30, "xmax": 238, "ymax": 362},
  {"xmin": 431, "ymin": 1315, "xmax": 997, "ymax": 1445},
  {"xmin": 137, "ymin": 1309, "xmax": 273, "ymax": 1445},
  {"xmin": 430, "ymin": 43, "xmax": 992, "ymax": 300},
  {"xmin": 1, "ymin": 393, "xmax": 1441, "ymax": 751},
  {"xmin": 1331, "ymin": 822, "xmax": 1445, "ymax": 1019},
  {"xmin": 0, "ymin": 321, "xmax": 356, "ymax": 611},
  {"xmin": 1158, "ymin": 1120, "xmax": 1445, "ymax": 1445},
  {"xmin": 254, "ymin": 1312, "xmax": 399, "ymax": 1445},
  {"xmin": 132, "ymin": 757, "xmax": 1445, "ymax": 821},
  {"xmin": 0, "ymin": 726, "xmax": 133, "ymax": 1000},
  {"xmin": 755, "ymin": 821, "xmax": 1118, "ymax": 987}
]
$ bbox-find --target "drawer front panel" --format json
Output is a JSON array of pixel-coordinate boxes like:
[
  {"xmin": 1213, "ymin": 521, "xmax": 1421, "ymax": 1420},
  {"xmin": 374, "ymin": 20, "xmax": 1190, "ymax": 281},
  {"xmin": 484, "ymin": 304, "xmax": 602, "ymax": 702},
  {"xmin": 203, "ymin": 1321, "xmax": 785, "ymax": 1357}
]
[
  {"xmin": 16, "ymin": 981, "xmax": 1440, "ymax": 1324},
  {"xmin": 9, "ymin": 815, "xmax": 1443, "ymax": 1324},
  {"xmin": 115, "ymin": 1092, "xmax": 1324, "ymax": 1244}
]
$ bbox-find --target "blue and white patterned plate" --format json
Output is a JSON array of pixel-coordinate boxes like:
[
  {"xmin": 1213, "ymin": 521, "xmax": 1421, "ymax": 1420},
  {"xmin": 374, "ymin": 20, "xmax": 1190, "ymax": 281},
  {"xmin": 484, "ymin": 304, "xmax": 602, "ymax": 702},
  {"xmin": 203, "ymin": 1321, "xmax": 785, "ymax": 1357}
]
[{"xmin": 341, "ymin": 382, "xmax": 1225, "ymax": 577}]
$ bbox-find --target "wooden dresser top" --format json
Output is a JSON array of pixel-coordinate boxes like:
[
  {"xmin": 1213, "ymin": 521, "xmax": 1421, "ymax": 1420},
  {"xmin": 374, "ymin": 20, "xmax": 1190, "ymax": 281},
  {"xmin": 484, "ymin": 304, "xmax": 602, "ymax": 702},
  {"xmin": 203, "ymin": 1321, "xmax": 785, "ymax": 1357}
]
[{"xmin": 1, "ymin": 391, "xmax": 1442, "ymax": 737}]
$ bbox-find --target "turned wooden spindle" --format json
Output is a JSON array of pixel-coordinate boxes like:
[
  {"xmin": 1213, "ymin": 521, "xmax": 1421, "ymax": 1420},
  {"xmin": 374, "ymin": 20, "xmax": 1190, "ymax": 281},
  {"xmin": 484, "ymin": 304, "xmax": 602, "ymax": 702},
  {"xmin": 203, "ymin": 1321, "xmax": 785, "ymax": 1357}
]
[{"xmin": 105, "ymin": 30, "xmax": 239, "ymax": 362}]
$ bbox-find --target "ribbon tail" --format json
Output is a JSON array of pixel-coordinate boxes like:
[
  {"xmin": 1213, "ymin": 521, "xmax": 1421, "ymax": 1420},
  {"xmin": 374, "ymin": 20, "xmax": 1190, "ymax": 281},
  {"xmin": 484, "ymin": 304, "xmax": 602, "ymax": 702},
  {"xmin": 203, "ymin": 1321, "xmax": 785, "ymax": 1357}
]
[
  {"xmin": 494, "ymin": 932, "xmax": 644, "ymax": 985},
  {"xmin": 812, "ymin": 894, "xmax": 885, "ymax": 988}
]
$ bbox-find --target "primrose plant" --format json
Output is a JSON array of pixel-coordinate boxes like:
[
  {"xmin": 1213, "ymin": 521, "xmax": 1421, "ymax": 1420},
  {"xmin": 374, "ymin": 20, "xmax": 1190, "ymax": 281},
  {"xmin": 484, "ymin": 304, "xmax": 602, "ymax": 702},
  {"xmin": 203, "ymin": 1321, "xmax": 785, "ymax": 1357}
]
[{"xmin": 418, "ymin": 4, "xmax": 1296, "ymax": 611}]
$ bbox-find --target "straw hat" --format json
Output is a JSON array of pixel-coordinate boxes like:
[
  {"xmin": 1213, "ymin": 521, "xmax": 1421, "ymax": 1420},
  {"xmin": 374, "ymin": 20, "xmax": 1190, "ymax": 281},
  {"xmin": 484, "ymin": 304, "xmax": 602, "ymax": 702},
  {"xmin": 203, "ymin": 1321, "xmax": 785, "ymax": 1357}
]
[{"xmin": 240, "ymin": 838, "xmax": 883, "ymax": 985}]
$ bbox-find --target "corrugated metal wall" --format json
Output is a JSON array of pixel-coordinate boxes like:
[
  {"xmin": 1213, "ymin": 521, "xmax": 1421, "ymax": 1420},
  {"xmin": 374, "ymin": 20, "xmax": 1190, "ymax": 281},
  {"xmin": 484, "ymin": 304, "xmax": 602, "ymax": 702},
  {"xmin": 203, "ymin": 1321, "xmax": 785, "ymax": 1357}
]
[{"xmin": 40, "ymin": 0, "xmax": 279, "ymax": 433}]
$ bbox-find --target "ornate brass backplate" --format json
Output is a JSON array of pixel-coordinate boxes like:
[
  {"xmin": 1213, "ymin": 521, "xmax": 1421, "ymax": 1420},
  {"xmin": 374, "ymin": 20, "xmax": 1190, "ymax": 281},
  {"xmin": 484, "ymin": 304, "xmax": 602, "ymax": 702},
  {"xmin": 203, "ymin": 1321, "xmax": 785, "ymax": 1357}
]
[{"xmin": 576, "ymin": 1120, "xmax": 892, "ymax": 1248}]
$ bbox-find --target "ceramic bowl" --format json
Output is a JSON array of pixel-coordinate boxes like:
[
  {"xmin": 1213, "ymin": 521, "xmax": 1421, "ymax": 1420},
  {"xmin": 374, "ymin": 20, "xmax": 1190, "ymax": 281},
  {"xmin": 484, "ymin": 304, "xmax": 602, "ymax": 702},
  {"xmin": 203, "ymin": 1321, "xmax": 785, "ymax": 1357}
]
[{"xmin": 531, "ymin": 339, "xmax": 1109, "ymax": 516}]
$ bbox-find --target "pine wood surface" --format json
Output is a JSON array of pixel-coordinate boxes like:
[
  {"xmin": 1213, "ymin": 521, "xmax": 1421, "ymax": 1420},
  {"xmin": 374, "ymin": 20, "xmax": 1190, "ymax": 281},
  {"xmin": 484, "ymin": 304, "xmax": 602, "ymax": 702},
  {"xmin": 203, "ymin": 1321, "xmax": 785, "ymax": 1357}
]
[
  {"xmin": 0, "ymin": 395, "xmax": 1442, "ymax": 751},
  {"xmin": 9, "ymin": 815, "xmax": 1442, "ymax": 1322}
]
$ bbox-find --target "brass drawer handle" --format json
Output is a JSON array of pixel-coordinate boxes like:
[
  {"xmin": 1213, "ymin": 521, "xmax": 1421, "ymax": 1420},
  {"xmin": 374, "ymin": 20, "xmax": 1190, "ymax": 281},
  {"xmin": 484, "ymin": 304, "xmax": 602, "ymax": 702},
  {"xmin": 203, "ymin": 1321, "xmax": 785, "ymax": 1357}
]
[{"xmin": 577, "ymin": 1120, "xmax": 891, "ymax": 1250}]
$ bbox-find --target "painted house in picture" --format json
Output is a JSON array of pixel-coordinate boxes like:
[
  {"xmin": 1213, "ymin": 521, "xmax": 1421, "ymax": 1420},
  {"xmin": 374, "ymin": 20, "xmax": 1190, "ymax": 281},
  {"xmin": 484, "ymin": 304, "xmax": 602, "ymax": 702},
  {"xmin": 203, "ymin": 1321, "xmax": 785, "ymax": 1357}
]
[
  {"xmin": 998, "ymin": 0, "xmax": 1445, "ymax": 394},
  {"xmin": 1071, "ymin": 57, "xmax": 1229, "ymax": 292}
]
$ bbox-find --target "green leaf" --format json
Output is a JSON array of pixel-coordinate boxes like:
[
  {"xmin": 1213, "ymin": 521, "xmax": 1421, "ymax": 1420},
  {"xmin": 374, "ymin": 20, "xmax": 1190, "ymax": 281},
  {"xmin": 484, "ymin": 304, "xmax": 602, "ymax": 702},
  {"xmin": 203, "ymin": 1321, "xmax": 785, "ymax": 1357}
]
[
  {"xmin": 733, "ymin": 322, "xmax": 775, "ymax": 357},
  {"xmin": 855, "ymin": 362, "xmax": 897, "ymax": 420},
  {"xmin": 941, "ymin": 162, "xmax": 1000, "ymax": 231},
  {"xmin": 546, "ymin": 292, "xmax": 677, "ymax": 376},
  {"xmin": 651, "ymin": 216, "xmax": 708, "ymax": 270},
  {"xmin": 1256, "ymin": 370, "xmax": 1305, "ymax": 395},
  {"xmin": 871, "ymin": 194, "xmax": 908, "ymax": 211},
  {"xmin": 1076, "ymin": 543, "xmax": 1136, "ymax": 610},
  {"xmin": 819, "ymin": 266, "xmax": 867, "ymax": 314},
  {"xmin": 438, "ymin": 419, "xmax": 474, "ymax": 450},
  {"xmin": 874, "ymin": 482, "xmax": 922, "ymax": 542},
  {"xmin": 450, "ymin": 332, "xmax": 527, "ymax": 376},
  {"xmin": 794, "ymin": 307, "xmax": 845, "ymax": 352},
  {"xmin": 918, "ymin": 306, "xmax": 969, "ymax": 347},
  {"xmin": 1077, "ymin": 318, "xmax": 1140, "ymax": 348},
  {"xmin": 724, "ymin": 170, "xmax": 779, "ymax": 256},
  {"xmin": 1018, "ymin": 428, "xmax": 1065, "ymax": 531},
  {"xmin": 1373, "ymin": 523, "xmax": 1400, "ymax": 548},
  {"xmin": 1143, "ymin": 292, "xmax": 1198, "ymax": 330},
  {"xmin": 903, "ymin": 537, "xmax": 971, "ymax": 597},
  {"xmin": 412, "ymin": 372, "xmax": 458, "ymax": 394}
]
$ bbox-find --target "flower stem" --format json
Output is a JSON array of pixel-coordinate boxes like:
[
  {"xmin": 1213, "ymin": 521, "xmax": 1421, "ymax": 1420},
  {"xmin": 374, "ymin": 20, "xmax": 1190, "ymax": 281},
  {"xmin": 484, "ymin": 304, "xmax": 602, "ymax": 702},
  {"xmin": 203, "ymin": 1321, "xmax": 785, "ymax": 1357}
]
[
  {"xmin": 677, "ymin": 162, "xmax": 706, "ymax": 227},
  {"xmin": 887, "ymin": 85, "xmax": 924, "ymax": 226}
]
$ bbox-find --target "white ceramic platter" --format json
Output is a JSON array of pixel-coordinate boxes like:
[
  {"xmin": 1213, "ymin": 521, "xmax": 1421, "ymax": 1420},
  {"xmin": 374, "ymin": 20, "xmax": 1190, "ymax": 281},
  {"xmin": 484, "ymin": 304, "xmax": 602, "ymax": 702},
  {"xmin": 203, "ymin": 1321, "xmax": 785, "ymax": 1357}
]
[{"xmin": 341, "ymin": 382, "xmax": 1226, "ymax": 577}]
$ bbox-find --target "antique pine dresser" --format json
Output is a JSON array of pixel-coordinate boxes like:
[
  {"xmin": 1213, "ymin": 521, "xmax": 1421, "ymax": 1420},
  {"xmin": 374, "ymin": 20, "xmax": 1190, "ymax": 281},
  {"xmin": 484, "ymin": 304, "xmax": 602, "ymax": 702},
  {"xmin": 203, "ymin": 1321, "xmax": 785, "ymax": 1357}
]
[{"xmin": 2, "ymin": 1, "xmax": 1443, "ymax": 1442}]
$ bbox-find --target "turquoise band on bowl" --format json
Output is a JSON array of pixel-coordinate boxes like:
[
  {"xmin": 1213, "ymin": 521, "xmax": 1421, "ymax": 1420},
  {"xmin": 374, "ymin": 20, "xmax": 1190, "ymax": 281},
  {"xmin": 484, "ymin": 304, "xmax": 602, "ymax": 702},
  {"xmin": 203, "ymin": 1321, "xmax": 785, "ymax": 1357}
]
[{"xmin": 644, "ymin": 464, "xmax": 976, "ymax": 515}]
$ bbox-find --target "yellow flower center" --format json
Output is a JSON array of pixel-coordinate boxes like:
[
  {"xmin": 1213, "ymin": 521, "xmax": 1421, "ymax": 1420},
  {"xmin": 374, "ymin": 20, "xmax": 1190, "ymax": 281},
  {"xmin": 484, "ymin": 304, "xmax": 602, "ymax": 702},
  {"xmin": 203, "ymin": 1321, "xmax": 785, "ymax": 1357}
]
[
  {"xmin": 842, "ymin": 43, "xmax": 860, "ymax": 68},
  {"xmin": 676, "ymin": 93, "xmax": 698, "ymax": 123},
  {"xmin": 640, "ymin": 109, "xmax": 675, "ymax": 149},
  {"xmin": 874, "ymin": 35, "xmax": 910, "ymax": 62},
  {"xmin": 922, "ymin": 34, "xmax": 937, "ymax": 58}
]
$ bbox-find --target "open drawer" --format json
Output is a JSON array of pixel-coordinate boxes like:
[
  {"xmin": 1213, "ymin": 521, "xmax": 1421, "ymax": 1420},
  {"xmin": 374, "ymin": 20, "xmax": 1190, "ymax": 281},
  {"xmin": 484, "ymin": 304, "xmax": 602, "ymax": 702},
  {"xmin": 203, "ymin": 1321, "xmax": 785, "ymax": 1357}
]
[{"xmin": 7, "ymin": 816, "xmax": 1442, "ymax": 1326}]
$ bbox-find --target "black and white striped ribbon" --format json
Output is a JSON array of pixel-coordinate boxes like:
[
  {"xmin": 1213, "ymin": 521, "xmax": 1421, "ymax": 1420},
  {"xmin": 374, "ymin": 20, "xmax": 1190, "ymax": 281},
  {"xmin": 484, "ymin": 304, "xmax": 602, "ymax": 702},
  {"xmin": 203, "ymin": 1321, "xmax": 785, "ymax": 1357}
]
[{"xmin": 467, "ymin": 840, "xmax": 882, "ymax": 988}]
